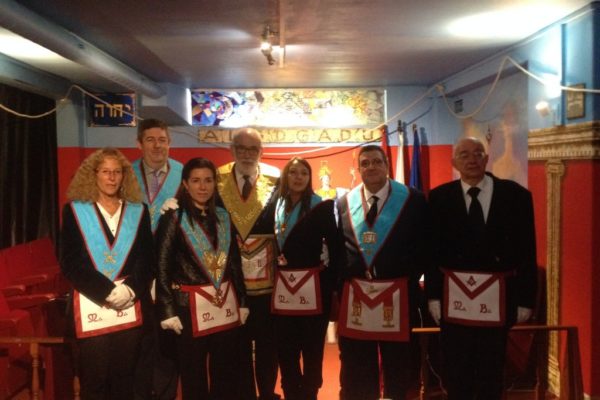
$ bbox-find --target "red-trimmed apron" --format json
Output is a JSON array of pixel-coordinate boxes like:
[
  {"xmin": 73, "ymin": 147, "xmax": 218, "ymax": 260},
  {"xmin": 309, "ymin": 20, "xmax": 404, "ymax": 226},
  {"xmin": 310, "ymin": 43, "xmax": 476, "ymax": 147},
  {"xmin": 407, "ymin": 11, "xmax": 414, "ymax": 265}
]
[
  {"xmin": 338, "ymin": 277, "xmax": 409, "ymax": 342},
  {"xmin": 180, "ymin": 280, "xmax": 240, "ymax": 337},
  {"xmin": 74, "ymin": 278, "xmax": 142, "ymax": 339},
  {"xmin": 443, "ymin": 269, "xmax": 514, "ymax": 327},
  {"xmin": 271, "ymin": 265, "xmax": 324, "ymax": 315}
]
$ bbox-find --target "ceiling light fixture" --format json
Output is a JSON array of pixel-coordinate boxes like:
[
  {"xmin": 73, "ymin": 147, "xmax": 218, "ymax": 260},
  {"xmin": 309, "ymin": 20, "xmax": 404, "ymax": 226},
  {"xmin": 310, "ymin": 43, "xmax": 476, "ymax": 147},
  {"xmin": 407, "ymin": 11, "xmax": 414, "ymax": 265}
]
[{"xmin": 261, "ymin": 25, "xmax": 276, "ymax": 66}]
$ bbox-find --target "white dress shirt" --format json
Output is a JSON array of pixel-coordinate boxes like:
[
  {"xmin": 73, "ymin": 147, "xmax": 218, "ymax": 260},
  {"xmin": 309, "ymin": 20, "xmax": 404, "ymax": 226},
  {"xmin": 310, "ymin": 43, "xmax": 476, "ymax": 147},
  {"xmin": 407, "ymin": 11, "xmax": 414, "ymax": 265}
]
[
  {"xmin": 362, "ymin": 180, "xmax": 391, "ymax": 216},
  {"xmin": 96, "ymin": 201, "xmax": 123, "ymax": 236}
]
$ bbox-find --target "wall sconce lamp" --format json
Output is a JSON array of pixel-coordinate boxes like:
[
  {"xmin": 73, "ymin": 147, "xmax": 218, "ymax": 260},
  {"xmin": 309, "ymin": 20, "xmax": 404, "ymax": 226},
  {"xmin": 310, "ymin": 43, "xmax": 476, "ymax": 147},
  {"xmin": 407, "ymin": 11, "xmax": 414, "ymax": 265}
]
[
  {"xmin": 261, "ymin": 25, "xmax": 276, "ymax": 65},
  {"xmin": 536, "ymin": 100, "xmax": 559, "ymax": 126}
]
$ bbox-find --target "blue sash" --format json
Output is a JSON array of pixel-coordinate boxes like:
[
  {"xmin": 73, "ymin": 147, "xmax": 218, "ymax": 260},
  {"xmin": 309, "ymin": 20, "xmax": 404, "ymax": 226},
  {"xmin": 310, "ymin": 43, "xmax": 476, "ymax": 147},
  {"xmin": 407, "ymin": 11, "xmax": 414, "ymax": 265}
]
[
  {"xmin": 346, "ymin": 180, "xmax": 409, "ymax": 267},
  {"xmin": 71, "ymin": 201, "xmax": 143, "ymax": 281},
  {"xmin": 180, "ymin": 207, "xmax": 231, "ymax": 290},
  {"xmin": 132, "ymin": 158, "xmax": 183, "ymax": 232},
  {"xmin": 275, "ymin": 194, "xmax": 322, "ymax": 250}
]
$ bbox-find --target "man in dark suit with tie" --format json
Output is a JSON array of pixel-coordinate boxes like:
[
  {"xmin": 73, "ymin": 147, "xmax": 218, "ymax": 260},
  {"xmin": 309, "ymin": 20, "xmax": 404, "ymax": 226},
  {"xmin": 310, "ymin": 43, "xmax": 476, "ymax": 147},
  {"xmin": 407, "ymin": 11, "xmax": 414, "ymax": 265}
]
[
  {"xmin": 426, "ymin": 136, "xmax": 537, "ymax": 400},
  {"xmin": 337, "ymin": 145, "xmax": 430, "ymax": 400}
]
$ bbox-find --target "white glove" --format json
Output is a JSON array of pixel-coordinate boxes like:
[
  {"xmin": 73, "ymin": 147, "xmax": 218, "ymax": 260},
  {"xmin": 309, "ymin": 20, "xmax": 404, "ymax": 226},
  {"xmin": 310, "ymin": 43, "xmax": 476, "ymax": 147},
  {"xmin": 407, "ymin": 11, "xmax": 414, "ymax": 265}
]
[
  {"xmin": 160, "ymin": 316, "xmax": 183, "ymax": 335},
  {"xmin": 105, "ymin": 283, "xmax": 134, "ymax": 309},
  {"xmin": 517, "ymin": 307, "xmax": 533, "ymax": 323},
  {"xmin": 160, "ymin": 197, "xmax": 179, "ymax": 214},
  {"xmin": 428, "ymin": 299, "xmax": 441, "ymax": 326},
  {"xmin": 121, "ymin": 298, "xmax": 136, "ymax": 310},
  {"xmin": 239, "ymin": 307, "xmax": 250, "ymax": 325}
]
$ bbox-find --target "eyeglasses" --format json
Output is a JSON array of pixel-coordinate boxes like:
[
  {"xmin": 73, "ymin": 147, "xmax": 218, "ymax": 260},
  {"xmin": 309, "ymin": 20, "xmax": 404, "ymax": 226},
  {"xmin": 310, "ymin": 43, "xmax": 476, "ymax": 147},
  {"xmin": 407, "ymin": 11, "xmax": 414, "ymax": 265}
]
[
  {"xmin": 455, "ymin": 151, "xmax": 486, "ymax": 161},
  {"xmin": 359, "ymin": 158, "xmax": 385, "ymax": 168},
  {"xmin": 234, "ymin": 145, "xmax": 260, "ymax": 156},
  {"xmin": 97, "ymin": 169, "xmax": 123, "ymax": 177}
]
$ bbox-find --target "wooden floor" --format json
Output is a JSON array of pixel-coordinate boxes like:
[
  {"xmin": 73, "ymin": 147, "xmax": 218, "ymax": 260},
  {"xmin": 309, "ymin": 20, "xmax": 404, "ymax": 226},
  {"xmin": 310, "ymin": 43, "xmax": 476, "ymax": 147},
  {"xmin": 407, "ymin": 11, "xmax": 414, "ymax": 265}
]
[
  {"xmin": 13, "ymin": 340, "xmax": 558, "ymax": 399},
  {"xmin": 288, "ymin": 342, "xmax": 557, "ymax": 400}
]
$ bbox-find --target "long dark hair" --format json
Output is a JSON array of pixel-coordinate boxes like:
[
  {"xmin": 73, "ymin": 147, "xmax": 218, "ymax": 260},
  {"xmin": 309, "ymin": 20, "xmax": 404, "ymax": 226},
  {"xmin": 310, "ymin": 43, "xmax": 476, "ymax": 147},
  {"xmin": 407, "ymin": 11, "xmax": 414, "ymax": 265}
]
[
  {"xmin": 278, "ymin": 157, "xmax": 314, "ymax": 217},
  {"xmin": 175, "ymin": 157, "xmax": 218, "ymax": 226}
]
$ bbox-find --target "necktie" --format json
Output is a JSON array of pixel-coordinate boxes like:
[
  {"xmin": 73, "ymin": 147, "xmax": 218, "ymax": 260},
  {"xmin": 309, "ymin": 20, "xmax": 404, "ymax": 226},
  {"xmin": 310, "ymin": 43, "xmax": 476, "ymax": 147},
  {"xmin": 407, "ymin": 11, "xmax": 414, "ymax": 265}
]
[
  {"xmin": 242, "ymin": 175, "xmax": 252, "ymax": 200},
  {"xmin": 366, "ymin": 195, "xmax": 378, "ymax": 225},
  {"xmin": 150, "ymin": 170, "xmax": 162, "ymax": 199},
  {"xmin": 467, "ymin": 187, "xmax": 485, "ymax": 232}
]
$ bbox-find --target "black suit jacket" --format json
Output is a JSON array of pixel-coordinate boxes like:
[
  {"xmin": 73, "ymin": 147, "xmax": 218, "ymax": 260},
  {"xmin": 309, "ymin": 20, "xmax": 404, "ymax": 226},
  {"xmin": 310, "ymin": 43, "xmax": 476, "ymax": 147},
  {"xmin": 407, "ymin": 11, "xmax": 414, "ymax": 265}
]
[
  {"xmin": 426, "ymin": 173, "xmax": 537, "ymax": 325},
  {"xmin": 59, "ymin": 202, "xmax": 155, "ymax": 334}
]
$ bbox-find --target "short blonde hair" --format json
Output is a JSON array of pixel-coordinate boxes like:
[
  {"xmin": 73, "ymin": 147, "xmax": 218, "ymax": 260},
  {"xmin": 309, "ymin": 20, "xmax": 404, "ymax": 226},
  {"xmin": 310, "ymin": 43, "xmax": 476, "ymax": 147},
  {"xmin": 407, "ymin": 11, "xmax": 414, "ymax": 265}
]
[{"xmin": 66, "ymin": 147, "xmax": 143, "ymax": 203}]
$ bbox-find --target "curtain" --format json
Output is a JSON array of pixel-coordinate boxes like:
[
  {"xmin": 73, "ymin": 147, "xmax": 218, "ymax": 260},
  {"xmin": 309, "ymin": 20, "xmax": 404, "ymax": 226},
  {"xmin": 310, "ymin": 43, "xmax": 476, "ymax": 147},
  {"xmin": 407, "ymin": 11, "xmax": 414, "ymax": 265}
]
[{"xmin": 0, "ymin": 83, "xmax": 58, "ymax": 248}]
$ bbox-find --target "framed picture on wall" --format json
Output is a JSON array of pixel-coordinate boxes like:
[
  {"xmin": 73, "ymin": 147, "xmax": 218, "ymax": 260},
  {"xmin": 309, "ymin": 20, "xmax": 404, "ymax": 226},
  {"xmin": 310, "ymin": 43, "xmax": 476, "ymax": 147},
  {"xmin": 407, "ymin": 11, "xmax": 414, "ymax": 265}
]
[{"xmin": 566, "ymin": 83, "xmax": 585, "ymax": 120}]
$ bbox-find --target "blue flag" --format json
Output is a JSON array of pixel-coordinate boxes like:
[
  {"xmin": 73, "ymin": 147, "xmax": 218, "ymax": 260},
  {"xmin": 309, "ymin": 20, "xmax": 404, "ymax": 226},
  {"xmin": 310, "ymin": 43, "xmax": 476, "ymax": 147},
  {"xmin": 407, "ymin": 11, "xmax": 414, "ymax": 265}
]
[{"xmin": 409, "ymin": 127, "xmax": 422, "ymax": 190}]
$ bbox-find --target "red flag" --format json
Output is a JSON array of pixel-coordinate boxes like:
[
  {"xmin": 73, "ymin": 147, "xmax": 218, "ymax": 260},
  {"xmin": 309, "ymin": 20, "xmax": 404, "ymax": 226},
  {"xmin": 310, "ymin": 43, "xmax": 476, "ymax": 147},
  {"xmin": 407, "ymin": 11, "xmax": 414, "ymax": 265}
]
[{"xmin": 380, "ymin": 125, "xmax": 394, "ymax": 179}]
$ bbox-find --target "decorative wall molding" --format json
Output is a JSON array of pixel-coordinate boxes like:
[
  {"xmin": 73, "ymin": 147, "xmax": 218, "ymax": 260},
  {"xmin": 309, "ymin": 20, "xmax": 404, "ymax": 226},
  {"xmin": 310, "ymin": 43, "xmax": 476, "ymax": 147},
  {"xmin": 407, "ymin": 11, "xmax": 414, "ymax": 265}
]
[
  {"xmin": 528, "ymin": 121, "xmax": 600, "ymax": 160},
  {"xmin": 545, "ymin": 158, "xmax": 564, "ymax": 396},
  {"xmin": 527, "ymin": 120, "xmax": 600, "ymax": 396}
]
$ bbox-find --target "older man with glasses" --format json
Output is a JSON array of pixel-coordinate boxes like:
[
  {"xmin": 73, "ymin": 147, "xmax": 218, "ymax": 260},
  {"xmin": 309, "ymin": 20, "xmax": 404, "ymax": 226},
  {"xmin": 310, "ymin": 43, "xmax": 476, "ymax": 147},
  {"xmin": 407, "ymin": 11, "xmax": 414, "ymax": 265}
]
[{"xmin": 217, "ymin": 128, "xmax": 282, "ymax": 400}]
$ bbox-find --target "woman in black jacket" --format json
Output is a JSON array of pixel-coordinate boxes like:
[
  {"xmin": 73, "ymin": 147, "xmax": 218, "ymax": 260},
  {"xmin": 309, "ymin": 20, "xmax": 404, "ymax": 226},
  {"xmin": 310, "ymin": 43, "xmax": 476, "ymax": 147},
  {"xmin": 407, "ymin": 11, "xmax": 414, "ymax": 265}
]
[
  {"xmin": 60, "ymin": 147, "xmax": 153, "ymax": 400},
  {"xmin": 155, "ymin": 157, "xmax": 248, "ymax": 400},
  {"xmin": 271, "ymin": 157, "xmax": 343, "ymax": 400}
]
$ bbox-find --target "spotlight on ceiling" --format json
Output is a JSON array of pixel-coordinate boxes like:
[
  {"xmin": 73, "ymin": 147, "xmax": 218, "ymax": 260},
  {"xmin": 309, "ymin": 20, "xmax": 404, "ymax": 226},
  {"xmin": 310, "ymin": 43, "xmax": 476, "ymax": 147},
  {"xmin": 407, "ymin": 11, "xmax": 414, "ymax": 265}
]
[{"xmin": 261, "ymin": 26, "xmax": 276, "ymax": 65}]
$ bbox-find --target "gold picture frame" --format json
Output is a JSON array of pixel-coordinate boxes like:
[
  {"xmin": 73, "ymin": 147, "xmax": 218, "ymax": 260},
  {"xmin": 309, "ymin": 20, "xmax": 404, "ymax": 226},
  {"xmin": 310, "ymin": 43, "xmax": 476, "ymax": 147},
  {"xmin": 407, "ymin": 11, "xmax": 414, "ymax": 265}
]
[{"xmin": 566, "ymin": 83, "xmax": 585, "ymax": 119}]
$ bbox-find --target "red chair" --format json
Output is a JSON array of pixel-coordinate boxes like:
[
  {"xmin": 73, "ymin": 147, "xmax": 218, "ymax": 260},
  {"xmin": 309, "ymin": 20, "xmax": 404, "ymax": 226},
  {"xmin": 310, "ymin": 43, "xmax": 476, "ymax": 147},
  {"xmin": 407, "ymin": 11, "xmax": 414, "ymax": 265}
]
[
  {"xmin": 1, "ymin": 243, "xmax": 59, "ymax": 295},
  {"xmin": 0, "ymin": 288, "xmax": 60, "ymax": 399},
  {"xmin": 0, "ymin": 290, "xmax": 36, "ymax": 398},
  {"xmin": 26, "ymin": 238, "xmax": 69, "ymax": 295},
  {"xmin": 0, "ymin": 256, "xmax": 28, "ymax": 298}
]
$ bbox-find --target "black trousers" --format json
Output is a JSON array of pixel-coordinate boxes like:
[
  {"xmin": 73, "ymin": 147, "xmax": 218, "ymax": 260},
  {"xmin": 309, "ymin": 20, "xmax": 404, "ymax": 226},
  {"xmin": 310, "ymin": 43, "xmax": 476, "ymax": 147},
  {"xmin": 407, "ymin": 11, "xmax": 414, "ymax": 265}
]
[
  {"xmin": 176, "ymin": 307, "xmax": 241, "ymax": 400},
  {"xmin": 339, "ymin": 336, "xmax": 412, "ymax": 400},
  {"xmin": 441, "ymin": 322, "xmax": 509, "ymax": 400},
  {"xmin": 78, "ymin": 327, "xmax": 143, "ymax": 400},
  {"xmin": 238, "ymin": 294, "xmax": 280, "ymax": 400},
  {"xmin": 134, "ymin": 310, "xmax": 179, "ymax": 400},
  {"xmin": 274, "ymin": 314, "xmax": 329, "ymax": 400}
]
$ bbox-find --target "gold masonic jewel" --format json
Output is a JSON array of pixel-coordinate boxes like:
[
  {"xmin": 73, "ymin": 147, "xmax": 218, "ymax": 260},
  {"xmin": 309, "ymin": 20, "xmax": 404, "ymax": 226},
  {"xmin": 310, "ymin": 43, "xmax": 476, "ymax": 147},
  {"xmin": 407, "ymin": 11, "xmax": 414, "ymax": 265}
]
[
  {"xmin": 204, "ymin": 251, "xmax": 227, "ymax": 282},
  {"xmin": 212, "ymin": 287, "xmax": 224, "ymax": 307},
  {"xmin": 362, "ymin": 231, "xmax": 377, "ymax": 244},
  {"xmin": 103, "ymin": 250, "xmax": 117, "ymax": 264}
]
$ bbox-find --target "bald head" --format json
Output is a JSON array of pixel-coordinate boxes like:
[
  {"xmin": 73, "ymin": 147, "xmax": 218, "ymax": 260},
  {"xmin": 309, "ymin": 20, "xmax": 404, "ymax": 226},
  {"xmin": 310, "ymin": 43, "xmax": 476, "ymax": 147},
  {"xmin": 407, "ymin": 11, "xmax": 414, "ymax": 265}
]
[
  {"xmin": 451, "ymin": 136, "xmax": 489, "ymax": 186},
  {"xmin": 232, "ymin": 128, "xmax": 262, "ymax": 146}
]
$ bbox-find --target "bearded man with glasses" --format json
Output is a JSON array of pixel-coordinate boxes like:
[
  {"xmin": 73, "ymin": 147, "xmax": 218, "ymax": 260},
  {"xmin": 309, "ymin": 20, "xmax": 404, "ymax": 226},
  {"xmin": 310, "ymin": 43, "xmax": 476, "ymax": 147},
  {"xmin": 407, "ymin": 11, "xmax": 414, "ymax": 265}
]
[{"xmin": 217, "ymin": 127, "xmax": 282, "ymax": 400}]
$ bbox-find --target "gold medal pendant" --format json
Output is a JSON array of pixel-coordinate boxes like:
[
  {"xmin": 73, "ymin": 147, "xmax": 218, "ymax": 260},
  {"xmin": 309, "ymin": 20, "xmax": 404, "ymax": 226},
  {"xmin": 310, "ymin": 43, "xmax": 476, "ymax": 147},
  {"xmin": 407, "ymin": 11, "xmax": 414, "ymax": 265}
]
[
  {"xmin": 212, "ymin": 288, "xmax": 224, "ymax": 307},
  {"xmin": 277, "ymin": 254, "xmax": 288, "ymax": 266},
  {"xmin": 362, "ymin": 231, "xmax": 377, "ymax": 244}
]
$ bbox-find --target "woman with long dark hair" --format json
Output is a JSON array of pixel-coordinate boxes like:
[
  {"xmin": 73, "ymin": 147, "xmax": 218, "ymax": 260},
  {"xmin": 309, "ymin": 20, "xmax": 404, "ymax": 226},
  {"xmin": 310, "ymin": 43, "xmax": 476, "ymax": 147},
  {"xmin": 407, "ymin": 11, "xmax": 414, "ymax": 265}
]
[
  {"xmin": 271, "ymin": 157, "xmax": 343, "ymax": 400},
  {"xmin": 155, "ymin": 157, "xmax": 248, "ymax": 400}
]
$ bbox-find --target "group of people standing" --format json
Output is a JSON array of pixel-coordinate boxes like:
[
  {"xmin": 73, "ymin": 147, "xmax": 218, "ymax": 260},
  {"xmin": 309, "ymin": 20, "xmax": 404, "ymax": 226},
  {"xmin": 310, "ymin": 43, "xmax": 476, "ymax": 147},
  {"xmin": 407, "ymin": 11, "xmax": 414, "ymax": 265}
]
[{"xmin": 59, "ymin": 118, "xmax": 537, "ymax": 400}]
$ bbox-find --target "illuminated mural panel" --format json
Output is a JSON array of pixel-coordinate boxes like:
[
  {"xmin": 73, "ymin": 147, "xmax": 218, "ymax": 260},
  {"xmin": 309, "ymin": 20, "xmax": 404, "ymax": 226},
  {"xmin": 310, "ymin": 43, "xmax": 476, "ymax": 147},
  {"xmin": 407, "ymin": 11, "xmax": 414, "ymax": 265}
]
[{"xmin": 191, "ymin": 89, "xmax": 385, "ymax": 128}]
